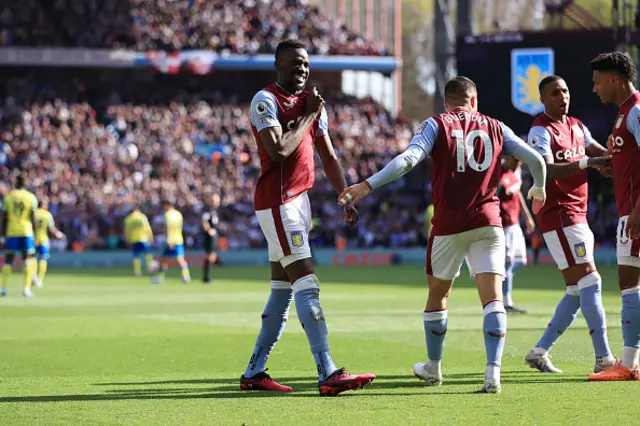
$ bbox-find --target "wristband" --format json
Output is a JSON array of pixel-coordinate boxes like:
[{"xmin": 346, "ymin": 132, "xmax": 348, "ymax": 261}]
[
  {"xmin": 364, "ymin": 180, "xmax": 373, "ymax": 191},
  {"xmin": 578, "ymin": 158, "xmax": 589, "ymax": 170}
]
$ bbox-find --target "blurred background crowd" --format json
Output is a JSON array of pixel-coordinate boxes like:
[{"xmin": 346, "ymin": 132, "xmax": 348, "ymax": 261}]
[
  {"xmin": 1, "ymin": 0, "xmax": 389, "ymax": 55},
  {"xmin": 0, "ymin": 0, "xmax": 620, "ymax": 253}
]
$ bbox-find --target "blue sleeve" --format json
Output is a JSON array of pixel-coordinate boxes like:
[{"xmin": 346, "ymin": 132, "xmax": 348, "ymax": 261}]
[
  {"xmin": 582, "ymin": 124, "xmax": 597, "ymax": 148},
  {"xmin": 501, "ymin": 122, "xmax": 529, "ymax": 156},
  {"xmin": 250, "ymin": 90, "xmax": 280, "ymax": 132},
  {"xmin": 526, "ymin": 125, "xmax": 552, "ymax": 157},
  {"xmin": 408, "ymin": 117, "xmax": 438, "ymax": 155},
  {"xmin": 317, "ymin": 107, "xmax": 328, "ymax": 137},
  {"xmin": 626, "ymin": 105, "xmax": 640, "ymax": 148}
]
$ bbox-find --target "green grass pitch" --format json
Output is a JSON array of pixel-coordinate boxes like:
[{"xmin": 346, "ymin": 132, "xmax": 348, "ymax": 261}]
[{"xmin": 0, "ymin": 264, "xmax": 639, "ymax": 425}]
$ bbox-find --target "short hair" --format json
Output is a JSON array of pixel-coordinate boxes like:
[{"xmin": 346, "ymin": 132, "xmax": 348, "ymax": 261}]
[
  {"xmin": 275, "ymin": 39, "xmax": 307, "ymax": 59},
  {"xmin": 589, "ymin": 52, "xmax": 637, "ymax": 82},
  {"xmin": 444, "ymin": 76, "xmax": 477, "ymax": 99},
  {"xmin": 538, "ymin": 75, "xmax": 563, "ymax": 94},
  {"xmin": 15, "ymin": 174, "xmax": 25, "ymax": 189}
]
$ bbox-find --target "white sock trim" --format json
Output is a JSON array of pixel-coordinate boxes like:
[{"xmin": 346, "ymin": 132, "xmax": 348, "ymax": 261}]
[
  {"xmin": 577, "ymin": 271, "xmax": 601, "ymax": 291},
  {"xmin": 270, "ymin": 280, "xmax": 290, "ymax": 290},
  {"xmin": 483, "ymin": 301, "xmax": 505, "ymax": 316},
  {"xmin": 621, "ymin": 286, "xmax": 640, "ymax": 296},
  {"xmin": 424, "ymin": 310, "xmax": 447, "ymax": 321},
  {"xmin": 291, "ymin": 274, "xmax": 320, "ymax": 294},
  {"xmin": 566, "ymin": 285, "xmax": 580, "ymax": 296}
]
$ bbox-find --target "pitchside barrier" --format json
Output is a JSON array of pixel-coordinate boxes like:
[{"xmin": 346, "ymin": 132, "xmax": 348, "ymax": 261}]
[{"xmin": 0, "ymin": 248, "xmax": 619, "ymax": 268}]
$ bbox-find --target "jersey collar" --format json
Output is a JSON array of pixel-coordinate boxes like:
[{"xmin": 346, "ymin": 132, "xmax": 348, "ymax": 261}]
[
  {"xmin": 275, "ymin": 83, "xmax": 300, "ymax": 97},
  {"xmin": 543, "ymin": 110, "xmax": 566, "ymax": 123},
  {"xmin": 620, "ymin": 91, "xmax": 639, "ymax": 108}
]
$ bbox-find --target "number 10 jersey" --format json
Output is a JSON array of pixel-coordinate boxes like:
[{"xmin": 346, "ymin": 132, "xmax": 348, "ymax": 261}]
[{"xmin": 410, "ymin": 107, "xmax": 521, "ymax": 236}]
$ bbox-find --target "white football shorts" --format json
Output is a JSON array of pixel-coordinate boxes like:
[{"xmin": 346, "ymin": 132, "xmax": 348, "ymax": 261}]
[
  {"xmin": 616, "ymin": 215, "xmax": 640, "ymax": 267},
  {"xmin": 427, "ymin": 226, "xmax": 505, "ymax": 280},
  {"xmin": 542, "ymin": 223, "xmax": 594, "ymax": 270},
  {"xmin": 504, "ymin": 224, "xmax": 528, "ymax": 264},
  {"xmin": 255, "ymin": 192, "xmax": 312, "ymax": 267}
]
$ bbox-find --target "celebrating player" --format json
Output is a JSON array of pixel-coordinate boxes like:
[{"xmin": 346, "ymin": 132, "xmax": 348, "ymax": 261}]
[
  {"xmin": 33, "ymin": 199, "xmax": 66, "ymax": 288},
  {"xmin": 124, "ymin": 206, "xmax": 154, "ymax": 277},
  {"xmin": 588, "ymin": 52, "xmax": 640, "ymax": 380},
  {"xmin": 524, "ymin": 75, "xmax": 615, "ymax": 375},
  {"xmin": 201, "ymin": 193, "xmax": 220, "ymax": 284},
  {"xmin": 338, "ymin": 76, "xmax": 547, "ymax": 393},
  {"xmin": 151, "ymin": 201, "xmax": 190, "ymax": 284},
  {"xmin": 1, "ymin": 175, "xmax": 38, "ymax": 297},
  {"xmin": 242, "ymin": 39, "xmax": 375, "ymax": 396},
  {"xmin": 498, "ymin": 157, "xmax": 535, "ymax": 314}
]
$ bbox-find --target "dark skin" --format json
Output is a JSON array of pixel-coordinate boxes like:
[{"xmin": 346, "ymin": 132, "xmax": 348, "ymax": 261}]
[
  {"xmin": 592, "ymin": 68, "xmax": 640, "ymax": 290},
  {"xmin": 540, "ymin": 79, "xmax": 611, "ymax": 181},
  {"xmin": 539, "ymin": 78, "xmax": 611, "ymax": 286},
  {"xmin": 257, "ymin": 46, "xmax": 358, "ymax": 283}
]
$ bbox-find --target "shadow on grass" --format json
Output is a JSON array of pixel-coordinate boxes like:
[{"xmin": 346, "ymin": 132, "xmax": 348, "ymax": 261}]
[
  {"xmin": 48, "ymin": 264, "xmax": 626, "ymax": 293},
  {"xmin": 0, "ymin": 372, "xmax": 590, "ymax": 404}
]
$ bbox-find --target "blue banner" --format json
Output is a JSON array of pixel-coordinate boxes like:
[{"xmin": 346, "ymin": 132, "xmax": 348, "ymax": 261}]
[{"xmin": 0, "ymin": 47, "xmax": 401, "ymax": 73}]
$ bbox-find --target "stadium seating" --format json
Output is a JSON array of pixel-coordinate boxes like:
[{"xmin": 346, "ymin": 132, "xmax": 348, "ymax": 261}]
[
  {"xmin": 0, "ymin": 69, "xmax": 421, "ymax": 251},
  {"xmin": 0, "ymin": 0, "xmax": 390, "ymax": 55}
]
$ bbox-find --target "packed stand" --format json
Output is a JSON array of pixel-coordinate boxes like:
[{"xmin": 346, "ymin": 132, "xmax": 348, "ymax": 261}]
[
  {"xmin": 0, "ymin": 71, "xmax": 417, "ymax": 252},
  {"xmin": 0, "ymin": 0, "xmax": 390, "ymax": 55}
]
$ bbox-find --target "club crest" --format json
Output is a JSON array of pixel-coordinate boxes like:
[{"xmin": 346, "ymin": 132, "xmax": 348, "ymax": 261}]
[
  {"xmin": 290, "ymin": 230, "xmax": 304, "ymax": 247},
  {"xmin": 511, "ymin": 48, "xmax": 554, "ymax": 116}
]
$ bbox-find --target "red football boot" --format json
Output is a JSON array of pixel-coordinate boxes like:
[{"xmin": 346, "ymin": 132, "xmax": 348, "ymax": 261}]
[
  {"xmin": 240, "ymin": 370, "xmax": 293, "ymax": 392},
  {"xmin": 318, "ymin": 368, "xmax": 376, "ymax": 396}
]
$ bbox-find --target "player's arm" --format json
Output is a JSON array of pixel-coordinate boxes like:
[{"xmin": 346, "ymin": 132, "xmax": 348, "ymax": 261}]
[
  {"xmin": 201, "ymin": 212, "xmax": 217, "ymax": 237},
  {"xmin": 315, "ymin": 108, "xmax": 360, "ymax": 225},
  {"xmin": 0, "ymin": 199, "xmax": 6, "ymax": 241},
  {"xmin": 49, "ymin": 214, "xmax": 65, "ymax": 240},
  {"xmin": 625, "ymin": 106, "xmax": 640, "ymax": 239},
  {"xmin": 145, "ymin": 218, "xmax": 154, "ymax": 243},
  {"xmin": 584, "ymin": 125, "xmax": 608, "ymax": 156},
  {"xmin": 314, "ymin": 108, "xmax": 347, "ymax": 192},
  {"xmin": 528, "ymin": 126, "xmax": 608, "ymax": 181},
  {"xmin": 518, "ymin": 193, "xmax": 536, "ymax": 234},
  {"xmin": 251, "ymin": 90, "xmax": 323, "ymax": 163},
  {"xmin": 124, "ymin": 217, "xmax": 132, "ymax": 245},
  {"xmin": 30, "ymin": 195, "xmax": 38, "ymax": 238},
  {"xmin": 502, "ymin": 123, "xmax": 547, "ymax": 213},
  {"xmin": 338, "ymin": 118, "xmax": 433, "ymax": 205}
]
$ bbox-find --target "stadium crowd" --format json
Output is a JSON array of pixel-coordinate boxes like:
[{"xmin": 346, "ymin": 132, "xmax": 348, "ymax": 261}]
[
  {"xmin": 1, "ymin": 0, "xmax": 390, "ymax": 56},
  {"xmin": 0, "ymin": 69, "xmax": 422, "ymax": 252},
  {"xmin": 0, "ymin": 68, "xmax": 620, "ymax": 252}
]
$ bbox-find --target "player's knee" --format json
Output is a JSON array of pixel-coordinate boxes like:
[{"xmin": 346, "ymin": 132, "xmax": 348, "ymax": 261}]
[
  {"xmin": 562, "ymin": 263, "xmax": 595, "ymax": 287},
  {"xmin": 618, "ymin": 264, "xmax": 640, "ymax": 291},
  {"xmin": 283, "ymin": 257, "xmax": 314, "ymax": 282}
]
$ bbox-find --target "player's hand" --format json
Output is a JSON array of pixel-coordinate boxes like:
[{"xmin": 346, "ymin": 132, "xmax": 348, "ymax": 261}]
[
  {"xmin": 344, "ymin": 204, "xmax": 359, "ymax": 226},
  {"xmin": 525, "ymin": 217, "xmax": 536, "ymax": 235},
  {"xmin": 305, "ymin": 87, "xmax": 325, "ymax": 116},
  {"xmin": 59, "ymin": 232, "xmax": 67, "ymax": 240},
  {"xmin": 338, "ymin": 182, "xmax": 372, "ymax": 206},
  {"xmin": 527, "ymin": 185, "xmax": 546, "ymax": 215},
  {"xmin": 208, "ymin": 228, "xmax": 217, "ymax": 237},
  {"xmin": 626, "ymin": 208, "xmax": 640, "ymax": 240},
  {"xmin": 588, "ymin": 156, "xmax": 612, "ymax": 169}
]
